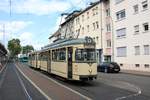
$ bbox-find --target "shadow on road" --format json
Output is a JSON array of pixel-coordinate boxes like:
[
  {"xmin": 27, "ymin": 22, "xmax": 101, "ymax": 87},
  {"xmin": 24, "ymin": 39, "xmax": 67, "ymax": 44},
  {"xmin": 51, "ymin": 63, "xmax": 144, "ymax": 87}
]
[{"xmin": 29, "ymin": 66, "xmax": 100, "ymax": 87}]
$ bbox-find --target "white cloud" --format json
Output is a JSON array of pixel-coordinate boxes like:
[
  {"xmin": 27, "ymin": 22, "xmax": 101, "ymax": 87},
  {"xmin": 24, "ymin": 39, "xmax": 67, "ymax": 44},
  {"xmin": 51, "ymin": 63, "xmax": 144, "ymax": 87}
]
[
  {"xmin": 0, "ymin": 0, "xmax": 71, "ymax": 15},
  {"xmin": 18, "ymin": 32, "xmax": 44, "ymax": 50},
  {"xmin": 0, "ymin": 21, "xmax": 32, "ymax": 33},
  {"xmin": 0, "ymin": 0, "xmax": 98, "ymax": 16}
]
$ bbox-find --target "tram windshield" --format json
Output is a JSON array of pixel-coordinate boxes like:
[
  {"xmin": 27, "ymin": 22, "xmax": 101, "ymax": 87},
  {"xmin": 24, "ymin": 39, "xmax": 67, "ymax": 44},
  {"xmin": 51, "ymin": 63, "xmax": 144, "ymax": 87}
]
[{"xmin": 75, "ymin": 49, "xmax": 96, "ymax": 62}]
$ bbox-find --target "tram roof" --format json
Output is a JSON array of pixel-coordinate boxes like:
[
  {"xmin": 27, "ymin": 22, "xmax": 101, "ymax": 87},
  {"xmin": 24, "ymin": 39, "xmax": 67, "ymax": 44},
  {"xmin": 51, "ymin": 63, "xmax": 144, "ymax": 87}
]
[{"xmin": 41, "ymin": 37, "xmax": 95, "ymax": 52}]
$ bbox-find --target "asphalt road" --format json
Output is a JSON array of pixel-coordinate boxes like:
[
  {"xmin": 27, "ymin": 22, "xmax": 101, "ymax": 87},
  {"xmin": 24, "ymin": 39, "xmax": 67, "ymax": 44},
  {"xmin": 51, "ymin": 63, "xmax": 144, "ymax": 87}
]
[
  {"xmin": 0, "ymin": 62, "xmax": 150, "ymax": 100},
  {"xmin": 39, "ymin": 69, "xmax": 150, "ymax": 100},
  {"xmin": 0, "ymin": 62, "xmax": 47, "ymax": 100}
]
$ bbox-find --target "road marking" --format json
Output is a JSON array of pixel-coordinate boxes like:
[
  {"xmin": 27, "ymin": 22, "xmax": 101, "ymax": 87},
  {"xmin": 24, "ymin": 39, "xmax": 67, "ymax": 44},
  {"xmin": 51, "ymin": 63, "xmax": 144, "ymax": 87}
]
[
  {"xmin": 15, "ymin": 63, "xmax": 52, "ymax": 100},
  {"xmin": 97, "ymin": 77, "xmax": 142, "ymax": 100},
  {"xmin": 115, "ymin": 82, "xmax": 142, "ymax": 100},
  {"xmin": 18, "ymin": 62, "xmax": 91, "ymax": 100},
  {"xmin": 37, "ymin": 70, "xmax": 92, "ymax": 100},
  {"xmin": 0, "ymin": 64, "xmax": 8, "ymax": 88},
  {"xmin": 13, "ymin": 64, "xmax": 32, "ymax": 100},
  {"xmin": 0, "ymin": 61, "xmax": 8, "ymax": 73}
]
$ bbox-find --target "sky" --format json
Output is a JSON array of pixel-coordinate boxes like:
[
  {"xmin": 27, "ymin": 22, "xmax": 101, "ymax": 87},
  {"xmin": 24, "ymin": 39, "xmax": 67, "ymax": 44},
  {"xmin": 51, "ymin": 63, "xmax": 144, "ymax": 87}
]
[{"xmin": 0, "ymin": 0, "xmax": 97, "ymax": 50}]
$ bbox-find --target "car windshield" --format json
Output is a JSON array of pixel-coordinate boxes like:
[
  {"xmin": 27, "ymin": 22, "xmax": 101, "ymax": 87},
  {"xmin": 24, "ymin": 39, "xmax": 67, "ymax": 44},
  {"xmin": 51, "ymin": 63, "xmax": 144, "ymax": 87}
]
[{"xmin": 75, "ymin": 49, "xmax": 96, "ymax": 62}]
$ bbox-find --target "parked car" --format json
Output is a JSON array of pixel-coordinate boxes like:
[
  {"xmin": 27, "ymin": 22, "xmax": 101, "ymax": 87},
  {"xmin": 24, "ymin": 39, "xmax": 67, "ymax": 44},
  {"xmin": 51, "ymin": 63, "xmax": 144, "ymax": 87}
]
[{"xmin": 97, "ymin": 62, "xmax": 120, "ymax": 73}]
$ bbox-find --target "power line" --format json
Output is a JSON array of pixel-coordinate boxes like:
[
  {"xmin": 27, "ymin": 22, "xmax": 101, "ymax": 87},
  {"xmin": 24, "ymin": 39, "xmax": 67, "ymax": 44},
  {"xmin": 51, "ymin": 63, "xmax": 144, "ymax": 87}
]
[{"xmin": 9, "ymin": 0, "xmax": 12, "ymax": 17}]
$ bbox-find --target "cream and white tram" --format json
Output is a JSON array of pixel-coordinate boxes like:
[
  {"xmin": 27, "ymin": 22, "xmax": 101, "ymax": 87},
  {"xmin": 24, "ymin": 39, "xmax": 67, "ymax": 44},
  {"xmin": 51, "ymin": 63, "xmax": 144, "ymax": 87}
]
[{"xmin": 29, "ymin": 37, "xmax": 97, "ymax": 81}]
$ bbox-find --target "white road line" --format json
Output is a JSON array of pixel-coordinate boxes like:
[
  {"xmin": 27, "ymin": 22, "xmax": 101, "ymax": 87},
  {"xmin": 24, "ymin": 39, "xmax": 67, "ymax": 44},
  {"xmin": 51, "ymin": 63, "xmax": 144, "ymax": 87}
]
[
  {"xmin": 115, "ymin": 82, "xmax": 142, "ymax": 100},
  {"xmin": 115, "ymin": 81, "xmax": 142, "ymax": 100},
  {"xmin": 37, "ymin": 70, "xmax": 92, "ymax": 100},
  {"xmin": 15, "ymin": 63, "xmax": 52, "ymax": 100},
  {"xmin": 0, "ymin": 64, "xmax": 8, "ymax": 88},
  {"xmin": 18, "ymin": 62, "xmax": 91, "ymax": 100},
  {"xmin": 0, "ymin": 61, "xmax": 8, "ymax": 73},
  {"xmin": 13, "ymin": 64, "xmax": 32, "ymax": 100},
  {"xmin": 97, "ymin": 77, "xmax": 142, "ymax": 100}
]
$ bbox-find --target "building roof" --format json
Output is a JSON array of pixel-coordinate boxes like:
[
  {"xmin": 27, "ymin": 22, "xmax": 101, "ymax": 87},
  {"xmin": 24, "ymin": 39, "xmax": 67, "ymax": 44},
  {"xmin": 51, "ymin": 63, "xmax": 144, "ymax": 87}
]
[
  {"xmin": 76, "ymin": 1, "xmax": 101, "ymax": 17},
  {"xmin": 48, "ymin": 29, "xmax": 61, "ymax": 39},
  {"xmin": 60, "ymin": 10, "xmax": 81, "ymax": 26}
]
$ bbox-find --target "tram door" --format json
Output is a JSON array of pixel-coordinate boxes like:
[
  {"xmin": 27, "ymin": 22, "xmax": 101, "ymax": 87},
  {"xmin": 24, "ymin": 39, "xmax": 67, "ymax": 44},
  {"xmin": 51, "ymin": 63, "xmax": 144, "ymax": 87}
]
[
  {"xmin": 68, "ymin": 47, "xmax": 73, "ymax": 79},
  {"xmin": 47, "ymin": 50, "xmax": 51, "ymax": 73}
]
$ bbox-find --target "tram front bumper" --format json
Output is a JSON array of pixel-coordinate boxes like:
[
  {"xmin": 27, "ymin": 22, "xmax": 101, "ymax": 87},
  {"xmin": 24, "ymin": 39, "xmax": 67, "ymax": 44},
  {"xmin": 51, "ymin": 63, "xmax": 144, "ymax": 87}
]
[{"xmin": 79, "ymin": 75, "xmax": 97, "ymax": 81}]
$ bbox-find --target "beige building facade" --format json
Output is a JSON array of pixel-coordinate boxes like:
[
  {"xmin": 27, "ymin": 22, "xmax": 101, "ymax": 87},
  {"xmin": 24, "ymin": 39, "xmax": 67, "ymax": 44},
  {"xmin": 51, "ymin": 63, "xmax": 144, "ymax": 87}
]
[
  {"xmin": 110, "ymin": 0, "xmax": 150, "ymax": 72},
  {"xmin": 74, "ymin": 1, "xmax": 103, "ymax": 64}
]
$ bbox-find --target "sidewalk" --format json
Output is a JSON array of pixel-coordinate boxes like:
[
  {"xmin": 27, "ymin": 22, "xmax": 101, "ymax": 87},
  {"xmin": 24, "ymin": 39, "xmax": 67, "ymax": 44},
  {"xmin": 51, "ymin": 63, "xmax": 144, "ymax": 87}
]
[{"xmin": 120, "ymin": 70, "xmax": 150, "ymax": 77}]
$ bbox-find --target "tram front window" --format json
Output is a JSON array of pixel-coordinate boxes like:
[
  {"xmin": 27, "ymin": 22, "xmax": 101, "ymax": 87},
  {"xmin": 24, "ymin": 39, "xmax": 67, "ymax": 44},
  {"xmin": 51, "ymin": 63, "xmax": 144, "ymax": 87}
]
[{"xmin": 75, "ymin": 49, "xmax": 96, "ymax": 62}]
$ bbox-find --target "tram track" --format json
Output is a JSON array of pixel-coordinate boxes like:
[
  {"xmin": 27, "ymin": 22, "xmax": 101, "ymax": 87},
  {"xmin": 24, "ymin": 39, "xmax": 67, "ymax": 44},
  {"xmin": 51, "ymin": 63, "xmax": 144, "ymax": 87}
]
[{"xmin": 19, "ymin": 62, "xmax": 145, "ymax": 100}]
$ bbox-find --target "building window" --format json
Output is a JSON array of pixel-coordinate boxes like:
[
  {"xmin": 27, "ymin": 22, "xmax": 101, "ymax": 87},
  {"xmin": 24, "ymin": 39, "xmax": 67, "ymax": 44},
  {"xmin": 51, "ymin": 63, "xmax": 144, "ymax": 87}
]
[
  {"xmin": 96, "ymin": 36, "xmax": 99, "ymax": 44},
  {"xmin": 106, "ymin": 40, "xmax": 111, "ymax": 47},
  {"xmin": 93, "ymin": 23, "xmax": 95, "ymax": 30},
  {"xmin": 92, "ymin": 8, "xmax": 95, "ymax": 16},
  {"xmin": 116, "ymin": 28, "xmax": 126, "ymax": 38},
  {"xmin": 106, "ymin": 24, "xmax": 111, "ymax": 32},
  {"xmin": 78, "ymin": 29, "xmax": 80, "ymax": 34},
  {"xmin": 116, "ymin": 9, "xmax": 126, "ymax": 21},
  {"xmin": 106, "ymin": 8, "xmax": 110, "ymax": 16},
  {"xmin": 143, "ymin": 23, "xmax": 149, "ymax": 32},
  {"xmin": 82, "ymin": 15, "xmax": 84, "ymax": 22},
  {"xmin": 93, "ymin": 37, "xmax": 95, "ymax": 42},
  {"xmin": 134, "ymin": 46, "xmax": 140, "ymax": 55},
  {"xmin": 133, "ymin": 4, "xmax": 139, "ymax": 14},
  {"xmin": 82, "ymin": 27, "xmax": 84, "ymax": 34},
  {"xmin": 87, "ymin": 25, "xmax": 89, "ymax": 32},
  {"xmin": 96, "ymin": 21, "xmax": 99, "ymax": 29},
  {"xmin": 76, "ymin": 17, "xmax": 80, "ymax": 24},
  {"xmin": 87, "ymin": 12, "xmax": 89, "ymax": 19},
  {"xmin": 135, "ymin": 64, "xmax": 140, "ymax": 67},
  {"xmin": 144, "ymin": 45, "xmax": 150, "ymax": 55},
  {"xmin": 145, "ymin": 64, "xmax": 149, "ymax": 68},
  {"xmin": 120, "ymin": 63, "xmax": 123, "ymax": 66},
  {"xmin": 95, "ymin": 6, "xmax": 98, "ymax": 15},
  {"xmin": 115, "ymin": 0, "xmax": 124, "ymax": 4},
  {"xmin": 117, "ymin": 46, "xmax": 127, "ymax": 57},
  {"xmin": 134, "ymin": 25, "xmax": 139, "ymax": 34},
  {"xmin": 142, "ymin": 0, "xmax": 148, "ymax": 10}
]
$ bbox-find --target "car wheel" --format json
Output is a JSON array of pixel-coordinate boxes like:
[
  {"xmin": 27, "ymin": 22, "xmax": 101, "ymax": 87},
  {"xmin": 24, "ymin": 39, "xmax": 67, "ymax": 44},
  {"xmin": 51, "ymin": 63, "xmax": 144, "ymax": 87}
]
[{"xmin": 104, "ymin": 68, "xmax": 108, "ymax": 73}]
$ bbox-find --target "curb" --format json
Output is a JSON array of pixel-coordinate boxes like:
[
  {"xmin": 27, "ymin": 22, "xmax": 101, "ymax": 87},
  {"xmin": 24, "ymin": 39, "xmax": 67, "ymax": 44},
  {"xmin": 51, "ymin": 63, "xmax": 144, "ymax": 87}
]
[{"xmin": 120, "ymin": 71, "xmax": 150, "ymax": 77}]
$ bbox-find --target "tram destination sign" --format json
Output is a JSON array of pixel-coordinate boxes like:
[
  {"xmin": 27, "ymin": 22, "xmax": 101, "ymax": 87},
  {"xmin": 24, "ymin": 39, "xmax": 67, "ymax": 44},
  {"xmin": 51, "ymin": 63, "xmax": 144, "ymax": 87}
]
[{"xmin": 84, "ymin": 37, "xmax": 95, "ymax": 48}]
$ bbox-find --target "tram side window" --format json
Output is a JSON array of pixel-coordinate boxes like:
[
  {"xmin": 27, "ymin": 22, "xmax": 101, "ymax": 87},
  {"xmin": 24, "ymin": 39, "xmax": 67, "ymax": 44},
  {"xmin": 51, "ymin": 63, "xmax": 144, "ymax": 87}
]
[
  {"xmin": 41, "ymin": 55, "xmax": 48, "ymax": 61},
  {"xmin": 31, "ymin": 55, "xmax": 35, "ymax": 60},
  {"xmin": 52, "ymin": 50, "xmax": 57, "ymax": 61},
  {"xmin": 52, "ymin": 48, "xmax": 66, "ymax": 61}
]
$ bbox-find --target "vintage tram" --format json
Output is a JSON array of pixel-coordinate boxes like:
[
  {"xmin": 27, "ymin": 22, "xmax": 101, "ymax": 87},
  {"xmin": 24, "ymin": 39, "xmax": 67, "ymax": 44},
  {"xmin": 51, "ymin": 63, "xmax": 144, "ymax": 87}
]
[{"xmin": 29, "ymin": 37, "xmax": 97, "ymax": 81}]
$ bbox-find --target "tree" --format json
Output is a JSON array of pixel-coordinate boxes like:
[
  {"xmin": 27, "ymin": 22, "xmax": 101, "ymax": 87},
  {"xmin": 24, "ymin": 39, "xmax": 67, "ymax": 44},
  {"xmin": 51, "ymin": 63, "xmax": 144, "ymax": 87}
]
[
  {"xmin": 22, "ymin": 45, "xmax": 34, "ymax": 54},
  {"xmin": 8, "ymin": 39, "xmax": 21, "ymax": 57}
]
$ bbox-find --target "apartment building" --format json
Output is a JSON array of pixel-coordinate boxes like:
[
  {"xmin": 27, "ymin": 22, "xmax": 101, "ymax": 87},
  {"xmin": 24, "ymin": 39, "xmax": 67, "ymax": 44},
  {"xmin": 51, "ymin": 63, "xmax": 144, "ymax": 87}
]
[
  {"xmin": 49, "ymin": 1, "xmax": 113, "ymax": 64},
  {"xmin": 110, "ymin": 0, "xmax": 150, "ymax": 72},
  {"xmin": 60, "ymin": 11, "xmax": 80, "ymax": 39},
  {"xmin": 48, "ymin": 0, "xmax": 150, "ymax": 72},
  {"xmin": 73, "ymin": 1, "xmax": 103, "ymax": 63}
]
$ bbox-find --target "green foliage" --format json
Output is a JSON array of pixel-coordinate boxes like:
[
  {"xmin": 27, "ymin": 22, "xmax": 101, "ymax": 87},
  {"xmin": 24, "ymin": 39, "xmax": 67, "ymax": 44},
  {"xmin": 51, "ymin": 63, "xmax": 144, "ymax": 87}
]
[
  {"xmin": 8, "ymin": 39, "xmax": 21, "ymax": 57},
  {"xmin": 22, "ymin": 45, "xmax": 34, "ymax": 54}
]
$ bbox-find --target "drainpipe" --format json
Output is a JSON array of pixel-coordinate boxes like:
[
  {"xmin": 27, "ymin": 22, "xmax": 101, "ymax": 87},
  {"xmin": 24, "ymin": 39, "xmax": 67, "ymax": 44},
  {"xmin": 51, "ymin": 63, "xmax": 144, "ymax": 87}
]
[{"xmin": 100, "ymin": 1, "xmax": 103, "ymax": 63}]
